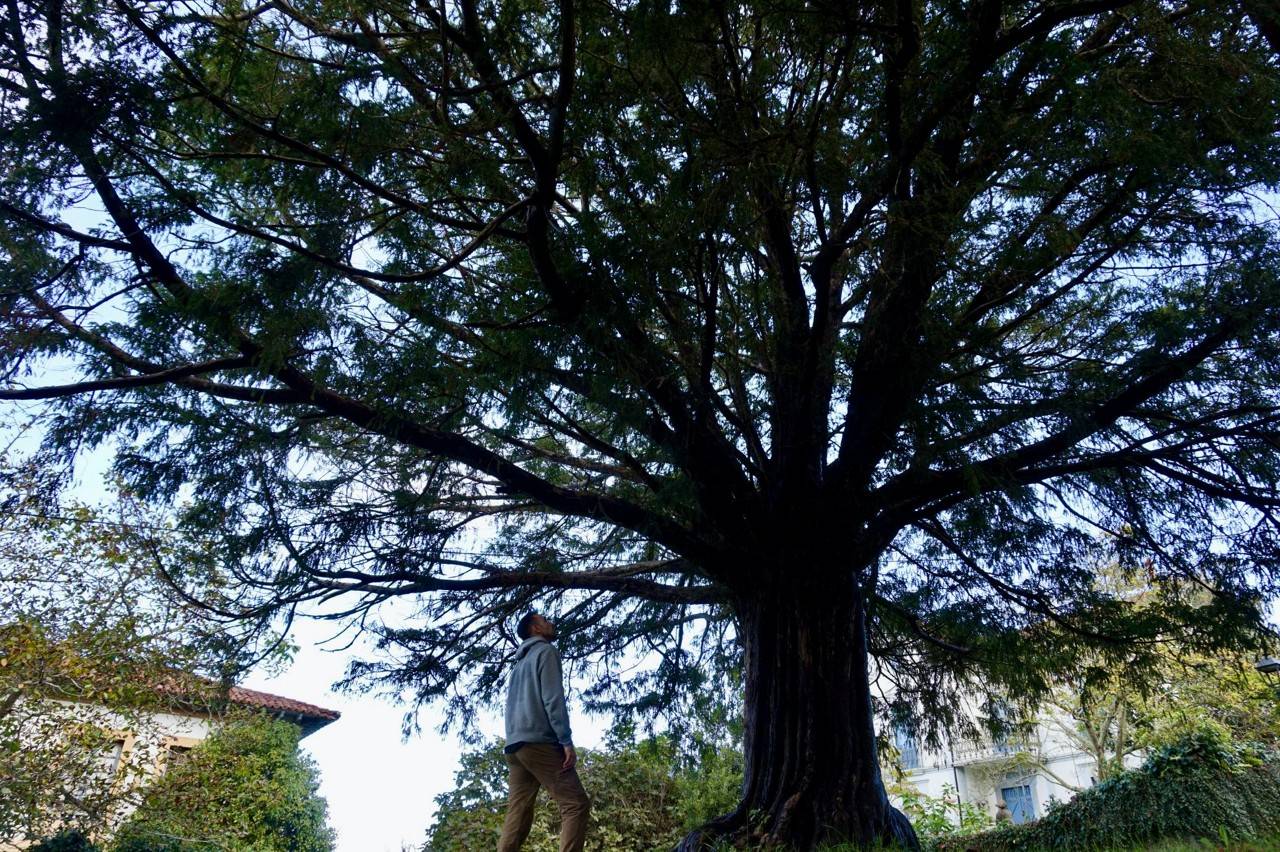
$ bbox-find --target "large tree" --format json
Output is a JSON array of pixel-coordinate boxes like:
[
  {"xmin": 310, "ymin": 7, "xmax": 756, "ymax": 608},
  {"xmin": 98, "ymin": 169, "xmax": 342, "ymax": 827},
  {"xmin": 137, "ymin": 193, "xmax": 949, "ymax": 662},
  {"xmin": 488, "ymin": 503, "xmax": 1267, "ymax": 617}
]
[{"xmin": 3, "ymin": 0, "xmax": 1280, "ymax": 847}]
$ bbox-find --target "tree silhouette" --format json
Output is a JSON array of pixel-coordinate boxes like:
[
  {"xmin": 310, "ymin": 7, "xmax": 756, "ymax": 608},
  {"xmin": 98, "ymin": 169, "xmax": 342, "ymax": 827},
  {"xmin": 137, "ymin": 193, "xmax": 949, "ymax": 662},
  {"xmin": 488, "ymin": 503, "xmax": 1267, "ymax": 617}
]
[{"xmin": 3, "ymin": 0, "xmax": 1280, "ymax": 846}]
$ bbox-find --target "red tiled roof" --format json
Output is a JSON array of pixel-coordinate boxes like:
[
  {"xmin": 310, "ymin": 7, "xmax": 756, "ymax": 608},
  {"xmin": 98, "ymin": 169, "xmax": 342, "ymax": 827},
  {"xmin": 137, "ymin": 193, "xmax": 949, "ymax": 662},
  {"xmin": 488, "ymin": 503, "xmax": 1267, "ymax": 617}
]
[
  {"xmin": 18, "ymin": 634, "xmax": 342, "ymax": 735},
  {"xmin": 226, "ymin": 685, "xmax": 341, "ymax": 723}
]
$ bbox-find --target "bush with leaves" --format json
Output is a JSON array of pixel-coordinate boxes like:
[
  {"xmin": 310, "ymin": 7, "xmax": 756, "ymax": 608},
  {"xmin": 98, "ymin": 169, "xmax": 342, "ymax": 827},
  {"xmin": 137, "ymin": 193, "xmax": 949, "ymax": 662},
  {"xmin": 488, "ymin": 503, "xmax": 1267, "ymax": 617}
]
[
  {"xmin": 933, "ymin": 729, "xmax": 1280, "ymax": 852},
  {"xmin": 424, "ymin": 731, "xmax": 742, "ymax": 852},
  {"xmin": 30, "ymin": 831, "xmax": 100, "ymax": 852},
  {"xmin": 110, "ymin": 714, "xmax": 335, "ymax": 852},
  {"xmin": 887, "ymin": 783, "xmax": 991, "ymax": 845}
]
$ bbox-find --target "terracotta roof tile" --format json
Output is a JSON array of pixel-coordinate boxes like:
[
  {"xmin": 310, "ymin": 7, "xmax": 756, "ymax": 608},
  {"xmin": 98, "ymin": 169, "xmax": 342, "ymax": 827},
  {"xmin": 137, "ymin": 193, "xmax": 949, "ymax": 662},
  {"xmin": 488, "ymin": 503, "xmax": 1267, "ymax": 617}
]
[{"xmin": 226, "ymin": 685, "xmax": 341, "ymax": 723}]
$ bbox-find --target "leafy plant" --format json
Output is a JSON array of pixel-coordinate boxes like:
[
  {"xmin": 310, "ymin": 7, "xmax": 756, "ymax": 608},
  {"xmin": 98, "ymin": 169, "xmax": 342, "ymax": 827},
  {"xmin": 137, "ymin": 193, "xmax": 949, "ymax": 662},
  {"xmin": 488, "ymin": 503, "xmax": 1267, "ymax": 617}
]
[
  {"xmin": 934, "ymin": 734, "xmax": 1280, "ymax": 852},
  {"xmin": 889, "ymin": 783, "xmax": 992, "ymax": 843},
  {"xmin": 110, "ymin": 715, "xmax": 335, "ymax": 852},
  {"xmin": 31, "ymin": 831, "xmax": 100, "ymax": 852}
]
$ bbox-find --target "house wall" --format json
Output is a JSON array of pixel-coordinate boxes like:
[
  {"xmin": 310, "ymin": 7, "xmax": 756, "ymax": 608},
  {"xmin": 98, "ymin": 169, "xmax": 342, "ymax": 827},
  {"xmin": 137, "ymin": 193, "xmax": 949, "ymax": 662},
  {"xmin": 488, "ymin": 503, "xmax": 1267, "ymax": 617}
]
[
  {"xmin": 1, "ymin": 699, "xmax": 219, "ymax": 851},
  {"xmin": 43, "ymin": 699, "xmax": 218, "ymax": 774},
  {"xmin": 888, "ymin": 700, "xmax": 1132, "ymax": 827}
]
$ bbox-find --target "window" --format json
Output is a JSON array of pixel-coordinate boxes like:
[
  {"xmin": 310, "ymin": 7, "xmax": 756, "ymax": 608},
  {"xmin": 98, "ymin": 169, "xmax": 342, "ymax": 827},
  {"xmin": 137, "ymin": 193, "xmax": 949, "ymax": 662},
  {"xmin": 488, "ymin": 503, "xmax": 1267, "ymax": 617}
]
[
  {"xmin": 158, "ymin": 736, "xmax": 201, "ymax": 774},
  {"xmin": 164, "ymin": 745, "xmax": 193, "ymax": 772},
  {"xmin": 893, "ymin": 724, "xmax": 920, "ymax": 770},
  {"xmin": 73, "ymin": 732, "xmax": 130, "ymax": 802},
  {"xmin": 96, "ymin": 738, "xmax": 126, "ymax": 776},
  {"xmin": 1000, "ymin": 784, "xmax": 1035, "ymax": 824},
  {"xmin": 990, "ymin": 700, "xmax": 1030, "ymax": 753}
]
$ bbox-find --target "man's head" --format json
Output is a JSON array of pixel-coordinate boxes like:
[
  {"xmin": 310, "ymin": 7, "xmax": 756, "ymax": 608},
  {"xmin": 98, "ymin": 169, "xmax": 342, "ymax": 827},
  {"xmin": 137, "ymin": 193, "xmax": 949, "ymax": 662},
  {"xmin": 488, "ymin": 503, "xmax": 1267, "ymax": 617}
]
[{"xmin": 516, "ymin": 611, "xmax": 557, "ymax": 641}]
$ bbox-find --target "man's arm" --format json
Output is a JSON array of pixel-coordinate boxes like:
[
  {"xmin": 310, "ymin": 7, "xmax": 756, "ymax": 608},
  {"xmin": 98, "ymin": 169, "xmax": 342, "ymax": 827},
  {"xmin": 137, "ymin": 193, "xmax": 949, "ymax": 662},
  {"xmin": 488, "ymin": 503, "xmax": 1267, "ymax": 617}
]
[{"xmin": 536, "ymin": 645, "xmax": 576, "ymax": 769}]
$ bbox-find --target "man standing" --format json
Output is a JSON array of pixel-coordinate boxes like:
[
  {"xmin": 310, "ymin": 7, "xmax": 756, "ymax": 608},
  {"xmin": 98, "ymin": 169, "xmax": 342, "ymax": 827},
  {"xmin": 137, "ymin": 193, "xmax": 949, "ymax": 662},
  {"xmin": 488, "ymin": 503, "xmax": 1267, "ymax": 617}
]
[{"xmin": 499, "ymin": 612, "xmax": 591, "ymax": 852}]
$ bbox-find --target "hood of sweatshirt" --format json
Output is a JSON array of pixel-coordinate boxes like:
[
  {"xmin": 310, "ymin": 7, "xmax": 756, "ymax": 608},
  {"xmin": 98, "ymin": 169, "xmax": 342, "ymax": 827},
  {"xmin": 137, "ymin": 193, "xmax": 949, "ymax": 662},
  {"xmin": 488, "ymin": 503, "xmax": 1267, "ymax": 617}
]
[{"xmin": 515, "ymin": 636, "xmax": 547, "ymax": 660}]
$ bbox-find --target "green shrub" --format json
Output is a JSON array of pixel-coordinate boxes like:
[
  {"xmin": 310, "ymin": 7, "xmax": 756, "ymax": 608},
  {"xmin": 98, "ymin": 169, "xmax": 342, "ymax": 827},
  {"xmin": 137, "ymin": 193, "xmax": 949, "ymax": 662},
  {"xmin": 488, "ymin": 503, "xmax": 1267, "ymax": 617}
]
[
  {"xmin": 891, "ymin": 782, "xmax": 992, "ymax": 843},
  {"xmin": 31, "ymin": 831, "xmax": 99, "ymax": 852},
  {"xmin": 933, "ymin": 732, "xmax": 1280, "ymax": 852},
  {"xmin": 110, "ymin": 714, "xmax": 335, "ymax": 852}
]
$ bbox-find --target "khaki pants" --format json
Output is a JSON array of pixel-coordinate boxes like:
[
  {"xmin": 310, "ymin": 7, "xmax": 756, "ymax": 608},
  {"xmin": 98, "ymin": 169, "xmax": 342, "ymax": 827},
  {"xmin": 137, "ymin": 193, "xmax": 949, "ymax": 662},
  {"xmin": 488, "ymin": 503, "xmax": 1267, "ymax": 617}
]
[{"xmin": 497, "ymin": 743, "xmax": 591, "ymax": 852}]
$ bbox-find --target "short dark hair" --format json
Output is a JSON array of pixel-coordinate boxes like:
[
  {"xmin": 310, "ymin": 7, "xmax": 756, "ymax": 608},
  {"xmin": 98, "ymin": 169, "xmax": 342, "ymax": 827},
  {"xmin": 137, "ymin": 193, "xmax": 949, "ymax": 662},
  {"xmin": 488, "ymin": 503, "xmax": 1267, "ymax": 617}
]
[{"xmin": 516, "ymin": 611, "xmax": 540, "ymax": 640}]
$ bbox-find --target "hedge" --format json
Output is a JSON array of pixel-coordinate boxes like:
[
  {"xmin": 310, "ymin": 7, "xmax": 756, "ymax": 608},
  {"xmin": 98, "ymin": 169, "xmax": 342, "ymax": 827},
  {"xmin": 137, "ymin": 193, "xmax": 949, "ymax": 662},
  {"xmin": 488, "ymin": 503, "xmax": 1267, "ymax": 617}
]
[{"xmin": 933, "ymin": 733, "xmax": 1280, "ymax": 852}]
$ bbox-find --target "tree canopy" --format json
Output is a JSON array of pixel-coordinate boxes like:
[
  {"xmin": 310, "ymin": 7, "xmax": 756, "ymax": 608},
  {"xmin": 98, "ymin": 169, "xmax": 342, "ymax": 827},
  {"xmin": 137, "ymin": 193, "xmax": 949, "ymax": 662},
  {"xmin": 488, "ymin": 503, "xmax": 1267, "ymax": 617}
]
[{"xmin": 2, "ymin": 0, "xmax": 1280, "ymax": 846}]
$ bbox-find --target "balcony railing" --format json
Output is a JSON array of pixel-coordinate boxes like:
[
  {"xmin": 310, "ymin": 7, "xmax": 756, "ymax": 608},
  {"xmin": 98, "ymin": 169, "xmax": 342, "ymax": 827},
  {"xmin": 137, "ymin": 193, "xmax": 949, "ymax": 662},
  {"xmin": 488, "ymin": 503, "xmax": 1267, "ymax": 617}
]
[{"xmin": 951, "ymin": 736, "xmax": 1039, "ymax": 766}]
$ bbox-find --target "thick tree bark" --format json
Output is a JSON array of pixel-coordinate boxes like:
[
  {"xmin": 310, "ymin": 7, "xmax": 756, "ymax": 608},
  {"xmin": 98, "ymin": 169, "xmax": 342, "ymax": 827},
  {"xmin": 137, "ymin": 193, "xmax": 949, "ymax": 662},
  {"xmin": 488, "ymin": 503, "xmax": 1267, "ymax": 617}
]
[{"xmin": 678, "ymin": 575, "xmax": 919, "ymax": 851}]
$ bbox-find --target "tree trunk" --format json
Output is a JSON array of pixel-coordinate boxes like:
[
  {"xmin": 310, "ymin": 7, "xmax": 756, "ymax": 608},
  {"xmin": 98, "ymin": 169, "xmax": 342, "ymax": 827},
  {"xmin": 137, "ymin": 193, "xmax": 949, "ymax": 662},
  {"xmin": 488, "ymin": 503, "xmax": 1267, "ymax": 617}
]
[{"xmin": 678, "ymin": 576, "xmax": 919, "ymax": 851}]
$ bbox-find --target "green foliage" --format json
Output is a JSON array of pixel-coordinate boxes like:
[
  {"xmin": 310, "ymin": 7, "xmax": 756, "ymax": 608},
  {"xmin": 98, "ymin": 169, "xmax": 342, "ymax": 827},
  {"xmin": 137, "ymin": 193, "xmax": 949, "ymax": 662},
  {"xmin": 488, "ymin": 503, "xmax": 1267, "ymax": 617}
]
[
  {"xmin": 0, "ymin": 0, "xmax": 1278, "ymax": 747},
  {"xmin": 1140, "ymin": 656, "xmax": 1280, "ymax": 752},
  {"xmin": 424, "ymin": 733, "xmax": 742, "ymax": 852},
  {"xmin": 5, "ymin": 0, "xmax": 1280, "ymax": 844},
  {"xmin": 1122, "ymin": 838, "xmax": 1280, "ymax": 852},
  {"xmin": 933, "ymin": 733, "xmax": 1280, "ymax": 852},
  {"xmin": 31, "ymin": 831, "xmax": 100, "ymax": 852},
  {"xmin": 1143, "ymin": 727, "xmax": 1251, "ymax": 778},
  {"xmin": 0, "ymin": 461, "xmax": 255, "ymax": 844},
  {"xmin": 888, "ymin": 783, "xmax": 992, "ymax": 844},
  {"xmin": 993, "ymin": 582, "xmax": 1280, "ymax": 793},
  {"xmin": 110, "ymin": 715, "xmax": 335, "ymax": 852}
]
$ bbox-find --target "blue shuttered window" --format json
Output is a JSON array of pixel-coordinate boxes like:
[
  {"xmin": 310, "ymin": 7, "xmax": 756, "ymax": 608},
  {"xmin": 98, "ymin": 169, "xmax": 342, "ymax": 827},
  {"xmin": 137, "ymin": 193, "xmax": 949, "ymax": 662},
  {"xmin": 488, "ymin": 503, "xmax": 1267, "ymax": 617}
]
[
  {"xmin": 1001, "ymin": 784, "xmax": 1035, "ymax": 824},
  {"xmin": 894, "ymin": 725, "xmax": 920, "ymax": 770}
]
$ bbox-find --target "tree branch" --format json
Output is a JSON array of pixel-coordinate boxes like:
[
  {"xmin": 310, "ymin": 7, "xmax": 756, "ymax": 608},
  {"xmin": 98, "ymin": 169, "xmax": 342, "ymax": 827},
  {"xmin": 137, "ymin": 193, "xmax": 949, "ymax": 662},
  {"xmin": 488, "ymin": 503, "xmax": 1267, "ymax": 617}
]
[
  {"xmin": 880, "ymin": 315, "xmax": 1248, "ymax": 511},
  {"xmin": 0, "ymin": 357, "xmax": 251, "ymax": 399}
]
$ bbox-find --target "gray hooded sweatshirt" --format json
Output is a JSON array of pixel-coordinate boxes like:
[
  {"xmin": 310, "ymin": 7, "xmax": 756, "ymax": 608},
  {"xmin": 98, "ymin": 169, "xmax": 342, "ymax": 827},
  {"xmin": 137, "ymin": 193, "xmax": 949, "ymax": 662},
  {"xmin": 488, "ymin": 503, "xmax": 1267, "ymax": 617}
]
[{"xmin": 505, "ymin": 637, "xmax": 574, "ymax": 749}]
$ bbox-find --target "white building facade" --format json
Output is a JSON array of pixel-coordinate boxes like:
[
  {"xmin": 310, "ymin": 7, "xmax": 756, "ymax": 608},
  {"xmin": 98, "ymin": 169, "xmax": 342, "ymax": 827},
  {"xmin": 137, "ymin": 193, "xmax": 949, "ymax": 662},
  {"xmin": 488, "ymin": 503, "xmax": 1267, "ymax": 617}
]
[
  {"xmin": 888, "ymin": 706, "xmax": 1141, "ymax": 826},
  {"xmin": 2, "ymin": 685, "xmax": 339, "ymax": 851}
]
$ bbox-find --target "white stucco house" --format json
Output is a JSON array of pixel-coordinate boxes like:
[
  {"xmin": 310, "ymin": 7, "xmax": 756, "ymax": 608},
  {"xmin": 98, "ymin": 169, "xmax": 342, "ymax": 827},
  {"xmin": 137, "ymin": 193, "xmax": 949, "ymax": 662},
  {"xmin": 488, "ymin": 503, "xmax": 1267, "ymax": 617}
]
[
  {"xmin": 1, "ymin": 683, "xmax": 339, "ymax": 850},
  {"xmin": 89, "ymin": 683, "xmax": 341, "ymax": 774},
  {"xmin": 888, "ymin": 703, "xmax": 1141, "ymax": 826}
]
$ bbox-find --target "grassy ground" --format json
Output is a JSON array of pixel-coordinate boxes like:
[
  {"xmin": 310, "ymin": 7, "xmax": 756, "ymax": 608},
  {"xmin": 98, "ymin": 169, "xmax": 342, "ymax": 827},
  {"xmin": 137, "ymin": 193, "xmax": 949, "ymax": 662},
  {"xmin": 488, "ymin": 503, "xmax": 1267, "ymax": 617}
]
[
  {"xmin": 795, "ymin": 837, "xmax": 1280, "ymax": 852},
  {"xmin": 1123, "ymin": 838, "xmax": 1280, "ymax": 851}
]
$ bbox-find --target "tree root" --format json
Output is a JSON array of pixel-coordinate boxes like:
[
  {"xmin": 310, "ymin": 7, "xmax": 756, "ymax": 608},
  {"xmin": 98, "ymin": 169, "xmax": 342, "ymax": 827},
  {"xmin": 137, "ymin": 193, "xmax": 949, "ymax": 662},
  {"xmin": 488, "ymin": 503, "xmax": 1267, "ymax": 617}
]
[
  {"xmin": 885, "ymin": 803, "xmax": 922, "ymax": 852},
  {"xmin": 673, "ymin": 804, "xmax": 749, "ymax": 851},
  {"xmin": 674, "ymin": 802, "xmax": 921, "ymax": 851}
]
